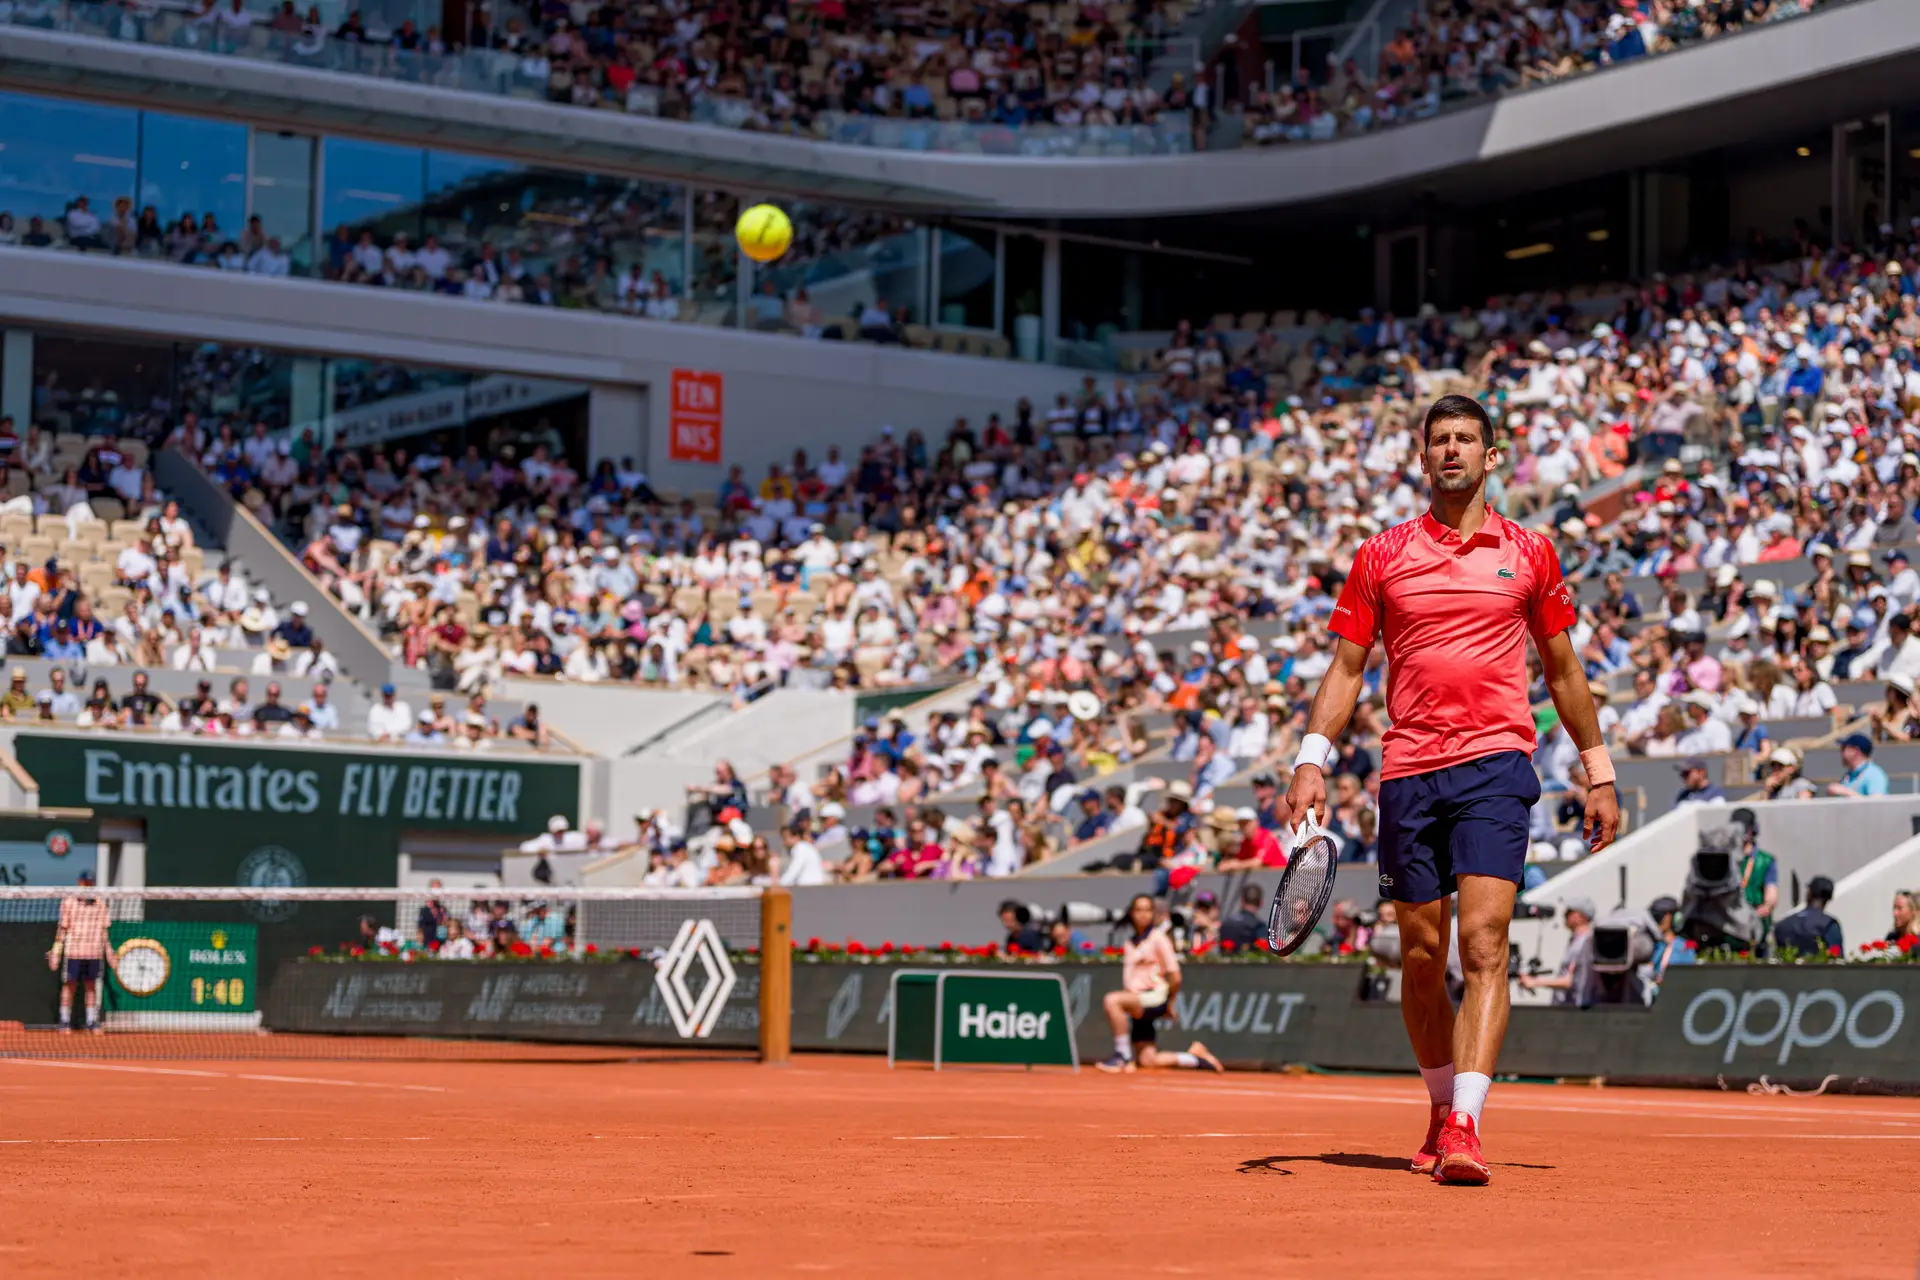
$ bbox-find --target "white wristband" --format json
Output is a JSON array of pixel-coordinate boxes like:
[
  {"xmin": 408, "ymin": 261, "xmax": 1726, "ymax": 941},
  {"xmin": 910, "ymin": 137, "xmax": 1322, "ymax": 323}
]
[{"xmin": 1294, "ymin": 733, "xmax": 1333, "ymax": 772}]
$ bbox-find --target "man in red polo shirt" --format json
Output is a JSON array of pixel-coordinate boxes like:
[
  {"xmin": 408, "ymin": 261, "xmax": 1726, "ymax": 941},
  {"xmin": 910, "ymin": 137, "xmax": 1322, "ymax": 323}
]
[{"xmin": 1280, "ymin": 394, "xmax": 1618, "ymax": 1186}]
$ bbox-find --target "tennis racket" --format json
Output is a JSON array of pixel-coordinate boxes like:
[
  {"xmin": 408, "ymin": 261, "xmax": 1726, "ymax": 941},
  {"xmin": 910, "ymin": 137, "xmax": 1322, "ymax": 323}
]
[{"xmin": 1265, "ymin": 814, "xmax": 1340, "ymax": 957}]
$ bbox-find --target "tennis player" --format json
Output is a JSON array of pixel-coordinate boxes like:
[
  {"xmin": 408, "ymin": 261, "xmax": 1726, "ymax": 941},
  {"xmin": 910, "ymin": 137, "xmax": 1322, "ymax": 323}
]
[
  {"xmin": 1096, "ymin": 894, "xmax": 1223, "ymax": 1074},
  {"xmin": 1279, "ymin": 395, "xmax": 1618, "ymax": 1185},
  {"xmin": 50, "ymin": 871, "xmax": 113, "ymax": 1034}
]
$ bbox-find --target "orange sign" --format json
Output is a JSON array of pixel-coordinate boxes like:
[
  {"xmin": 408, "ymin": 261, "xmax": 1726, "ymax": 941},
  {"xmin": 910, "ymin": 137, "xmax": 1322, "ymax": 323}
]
[{"xmin": 668, "ymin": 369, "xmax": 724, "ymax": 464}]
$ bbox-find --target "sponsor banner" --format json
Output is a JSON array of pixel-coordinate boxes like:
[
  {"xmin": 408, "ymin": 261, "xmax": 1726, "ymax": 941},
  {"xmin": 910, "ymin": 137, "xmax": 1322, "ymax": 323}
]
[
  {"xmin": 889, "ymin": 971, "xmax": 1076, "ymax": 1067},
  {"xmin": 260, "ymin": 960, "xmax": 1920, "ymax": 1086},
  {"xmin": 265, "ymin": 959, "xmax": 761, "ymax": 1048},
  {"xmin": 308, "ymin": 375, "xmax": 582, "ymax": 451},
  {"xmin": 1637, "ymin": 965, "xmax": 1920, "ymax": 1082},
  {"xmin": 13, "ymin": 733, "xmax": 578, "ymax": 891},
  {"xmin": 0, "ymin": 817, "xmax": 100, "ymax": 900},
  {"xmin": 668, "ymin": 369, "xmax": 723, "ymax": 464}
]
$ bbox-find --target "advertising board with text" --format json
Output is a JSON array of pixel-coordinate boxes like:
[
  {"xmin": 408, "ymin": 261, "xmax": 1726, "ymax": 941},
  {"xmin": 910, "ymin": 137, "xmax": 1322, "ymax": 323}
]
[{"xmin": 667, "ymin": 369, "xmax": 723, "ymax": 464}]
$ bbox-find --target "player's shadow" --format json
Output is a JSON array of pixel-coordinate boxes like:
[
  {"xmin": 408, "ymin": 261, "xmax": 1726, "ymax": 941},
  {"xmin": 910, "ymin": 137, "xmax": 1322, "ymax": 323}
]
[
  {"xmin": 1237, "ymin": 1153, "xmax": 1557, "ymax": 1176},
  {"xmin": 1237, "ymin": 1153, "xmax": 1408, "ymax": 1175}
]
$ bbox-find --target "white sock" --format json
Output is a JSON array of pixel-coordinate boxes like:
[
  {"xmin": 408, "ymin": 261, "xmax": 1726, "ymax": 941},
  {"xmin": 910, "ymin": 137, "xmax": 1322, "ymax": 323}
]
[
  {"xmin": 1419, "ymin": 1062, "xmax": 1455, "ymax": 1107},
  {"xmin": 1452, "ymin": 1071, "xmax": 1492, "ymax": 1126},
  {"xmin": 1114, "ymin": 1034, "xmax": 1132, "ymax": 1059},
  {"xmin": 1174, "ymin": 1052, "xmax": 1200, "ymax": 1068}
]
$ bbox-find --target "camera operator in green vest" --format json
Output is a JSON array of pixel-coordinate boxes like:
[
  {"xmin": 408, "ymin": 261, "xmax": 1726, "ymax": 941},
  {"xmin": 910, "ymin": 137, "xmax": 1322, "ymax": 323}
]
[{"xmin": 1731, "ymin": 807, "xmax": 1778, "ymax": 950}]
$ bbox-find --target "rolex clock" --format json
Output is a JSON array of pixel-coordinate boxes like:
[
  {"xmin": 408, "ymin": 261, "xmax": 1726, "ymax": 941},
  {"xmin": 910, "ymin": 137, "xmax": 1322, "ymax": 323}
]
[{"xmin": 113, "ymin": 937, "xmax": 171, "ymax": 996}]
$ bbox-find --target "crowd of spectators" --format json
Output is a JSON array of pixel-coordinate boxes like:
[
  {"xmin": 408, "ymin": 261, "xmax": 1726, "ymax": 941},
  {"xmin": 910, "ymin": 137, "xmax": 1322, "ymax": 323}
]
[
  {"xmin": 398, "ymin": 212, "xmax": 1920, "ymax": 892},
  {"xmin": 17, "ymin": 0, "xmax": 1837, "ymax": 155},
  {"xmin": 1238, "ymin": 0, "xmax": 1833, "ymax": 147},
  {"xmin": 104, "ymin": 0, "xmax": 1212, "ymax": 145}
]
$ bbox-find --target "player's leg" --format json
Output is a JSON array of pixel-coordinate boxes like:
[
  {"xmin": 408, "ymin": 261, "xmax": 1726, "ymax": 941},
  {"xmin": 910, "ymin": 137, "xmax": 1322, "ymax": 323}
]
[
  {"xmin": 1432, "ymin": 751, "xmax": 1536, "ymax": 1186},
  {"xmin": 1127, "ymin": 1008, "xmax": 1221, "ymax": 1073},
  {"xmin": 1380, "ymin": 768, "xmax": 1456, "ymax": 1173},
  {"xmin": 82, "ymin": 966, "xmax": 103, "ymax": 1032},
  {"xmin": 1098, "ymin": 989, "xmax": 1144, "ymax": 1072},
  {"xmin": 58, "ymin": 972, "xmax": 75, "ymax": 1032}
]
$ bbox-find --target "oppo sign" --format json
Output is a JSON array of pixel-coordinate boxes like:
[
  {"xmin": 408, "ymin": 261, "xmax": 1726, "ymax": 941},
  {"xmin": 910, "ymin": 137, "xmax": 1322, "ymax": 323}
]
[{"xmin": 1681, "ymin": 986, "xmax": 1905, "ymax": 1065}]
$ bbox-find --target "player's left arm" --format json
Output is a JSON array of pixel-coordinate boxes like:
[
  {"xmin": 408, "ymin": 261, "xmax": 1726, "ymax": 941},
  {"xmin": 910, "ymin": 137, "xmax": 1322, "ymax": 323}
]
[
  {"xmin": 1526, "ymin": 536, "xmax": 1620, "ymax": 853},
  {"xmin": 1538, "ymin": 629, "xmax": 1619, "ymax": 852}
]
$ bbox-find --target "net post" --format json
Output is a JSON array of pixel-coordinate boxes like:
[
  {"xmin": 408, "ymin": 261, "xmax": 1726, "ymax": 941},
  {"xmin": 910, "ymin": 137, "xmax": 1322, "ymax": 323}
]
[{"xmin": 758, "ymin": 887, "xmax": 791, "ymax": 1065}]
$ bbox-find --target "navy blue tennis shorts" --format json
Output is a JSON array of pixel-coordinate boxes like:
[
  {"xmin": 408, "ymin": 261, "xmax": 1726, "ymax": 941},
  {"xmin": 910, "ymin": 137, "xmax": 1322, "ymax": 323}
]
[{"xmin": 1377, "ymin": 750, "xmax": 1539, "ymax": 903}]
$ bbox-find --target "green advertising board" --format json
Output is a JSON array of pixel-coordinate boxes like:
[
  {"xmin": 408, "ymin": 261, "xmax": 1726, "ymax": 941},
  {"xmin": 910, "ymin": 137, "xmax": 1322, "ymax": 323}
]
[
  {"xmin": 107, "ymin": 921, "xmax": 258, "ymax": 1022},
  {"xmin": 888, "ymin": 970, "xmax": 1077, "ymax": 1071},
  {"xmin": 12, "ymin": 733, "xmax": 578, "ymax": 889}
]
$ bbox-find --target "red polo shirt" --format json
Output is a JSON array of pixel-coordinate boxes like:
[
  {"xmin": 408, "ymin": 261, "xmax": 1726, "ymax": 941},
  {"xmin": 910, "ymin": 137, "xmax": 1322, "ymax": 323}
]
[{"xmin": 1328, "ymin": 510, "xmax": 1576, "ymax": 781}]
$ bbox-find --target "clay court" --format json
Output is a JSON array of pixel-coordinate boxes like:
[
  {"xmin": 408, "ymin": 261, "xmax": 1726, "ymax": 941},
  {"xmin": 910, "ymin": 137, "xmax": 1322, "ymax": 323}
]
[{"xmin": 1, "ymin": 1052, "xmax": 1916, "ymax": 1277}]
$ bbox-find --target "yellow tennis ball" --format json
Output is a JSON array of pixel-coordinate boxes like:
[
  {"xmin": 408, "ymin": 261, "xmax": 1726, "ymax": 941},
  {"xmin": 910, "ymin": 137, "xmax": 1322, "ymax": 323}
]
[{"xmin": 736, "ymin": 203, "xmax": 792, "ymax": 264}]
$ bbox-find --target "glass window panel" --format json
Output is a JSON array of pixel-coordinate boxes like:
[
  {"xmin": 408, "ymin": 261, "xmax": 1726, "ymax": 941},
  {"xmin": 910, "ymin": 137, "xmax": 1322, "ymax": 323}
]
[
  {"xmin": 137, "ymin": 110, "xmax": 248, "ymax": 246},
  {"xmin": 30, "ymin": 332, "xmax": 174, "ymax": 438},
  {"xmin": 937, "ymin": 227, "xmax": 996, "ymax": 329},
  {"xmin": 0, "ymin": 91, "xmax": 138, "ymax": 234},
  {"xmin": 690, "ymin": 188, "xmax": 742, "ymax": 325},
  {"xmin": 741, "ymin": 199, "xmax": 928, "ymax": 334},
  {"xmin": 418, "ymin": 155, "xmax": 684, "ymax": 311},
  {"xmin": 250, "ymin": 131, "xmax": 316, "ymax": 275},
  {"xmin": 318, "ymin": 137, "xmax": 425, "ymax": 263}
]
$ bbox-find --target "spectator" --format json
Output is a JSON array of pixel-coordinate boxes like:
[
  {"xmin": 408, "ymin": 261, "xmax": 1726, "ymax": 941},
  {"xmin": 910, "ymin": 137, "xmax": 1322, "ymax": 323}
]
[
  {"xmin": 1887, "ymin": 891, "xmax": 1918, "ymax": 946},
  {"xmin": 1772, "ymin": 877, "xmax": 1843, "ymax": 957},
  {"xmin": 365, "ymin": 682, "xmax": 412, "ymax": 741},
  {"xmin": 1673, "ymin": 757, "xmax": 1727, "ymax": 807},
  {"xmin": 1219, "ymin": 884, "xmax": 1265, "ymax": 950},
  {"xmin": 1647, "ymin": 895, "xmax": 1696, "ymax": 991},
  {"xmin": 1827, "ymin": 733, "xmax": 1890, "ymax": 797}
]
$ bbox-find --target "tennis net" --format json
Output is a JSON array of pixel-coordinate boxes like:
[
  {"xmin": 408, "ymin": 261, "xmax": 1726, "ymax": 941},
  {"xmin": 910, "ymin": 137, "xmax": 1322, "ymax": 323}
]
[{"xmin": 0, "ymin": 886, "xmax": 789, "ymax": 1061}]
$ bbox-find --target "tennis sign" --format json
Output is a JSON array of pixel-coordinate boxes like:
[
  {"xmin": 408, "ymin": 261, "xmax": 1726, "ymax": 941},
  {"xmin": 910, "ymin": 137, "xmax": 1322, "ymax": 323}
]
[{"xmin": 889, "ymin": 970, "xmax": 1076, "ymax": 1070}]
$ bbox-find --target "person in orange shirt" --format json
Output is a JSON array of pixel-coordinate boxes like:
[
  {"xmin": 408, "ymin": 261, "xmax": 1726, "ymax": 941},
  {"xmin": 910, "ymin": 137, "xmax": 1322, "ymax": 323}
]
[
  {"xmin": 1755, "ymin": 524, "xmax": 1803, "ymax": 563},
  {"xmin": 1096, "ymin": 895, "xmax": 1222, "ymax": 1074}
]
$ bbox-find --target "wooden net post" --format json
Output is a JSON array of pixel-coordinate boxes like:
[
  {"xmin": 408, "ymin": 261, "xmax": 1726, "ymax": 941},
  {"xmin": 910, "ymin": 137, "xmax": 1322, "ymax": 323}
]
[{"xmin": 758, "ymin": 887, "xmax": 791, "ymax": 1064}]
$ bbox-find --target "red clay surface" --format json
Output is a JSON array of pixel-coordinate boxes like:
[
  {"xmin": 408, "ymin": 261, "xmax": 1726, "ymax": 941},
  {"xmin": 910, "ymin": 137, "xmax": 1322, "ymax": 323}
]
[{"xmin": 1, "ymin": 1053, "xmax": 1916, "ymax": 1278}]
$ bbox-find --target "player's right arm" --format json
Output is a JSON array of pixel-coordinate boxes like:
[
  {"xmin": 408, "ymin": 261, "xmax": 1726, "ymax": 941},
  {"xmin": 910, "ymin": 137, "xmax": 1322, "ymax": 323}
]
[
  {"xmin": 1280, "ymin": 638, "xmax": 1370, "ymax": 828},
  {"xmin": 1281, "ymin": 538, "xmax": 1381, "ymax": 829}
]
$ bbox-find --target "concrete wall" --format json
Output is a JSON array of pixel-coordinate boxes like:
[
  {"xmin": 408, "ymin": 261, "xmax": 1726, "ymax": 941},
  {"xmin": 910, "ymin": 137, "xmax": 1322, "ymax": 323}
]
[
  {"xmin": 0, "ymin": 250, "xmax": 1087, "ymax": 494},
  {"xmin": 2, "ymin": 0, "xmax": 1913, "ymax": 215},
  {"xmin": 498, "ymin": 678, "xmax": 723, "ymax": 760},
  {"xmin": 1826, "ymin": 835, "xmax": 1920, "ymax": 954}
]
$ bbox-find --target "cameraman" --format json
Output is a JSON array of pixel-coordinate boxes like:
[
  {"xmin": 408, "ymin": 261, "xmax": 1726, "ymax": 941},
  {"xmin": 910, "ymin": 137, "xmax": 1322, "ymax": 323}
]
[{"xmin": 1519, "ymin": 896, "xmax": 1598, "ymax": 1007}]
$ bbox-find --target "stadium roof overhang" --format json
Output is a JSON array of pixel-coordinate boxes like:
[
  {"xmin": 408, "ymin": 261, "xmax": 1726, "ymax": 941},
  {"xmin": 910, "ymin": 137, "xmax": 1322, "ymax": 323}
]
[{"xmin": 1, "ymin": 0, "xmax": 1917, "ymax": 221}]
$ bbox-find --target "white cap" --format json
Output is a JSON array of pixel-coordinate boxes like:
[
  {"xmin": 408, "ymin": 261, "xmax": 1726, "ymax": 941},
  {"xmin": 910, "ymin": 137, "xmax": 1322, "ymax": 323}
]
[
  {"xmin": 291, "ymin": 601, "xmax": 309, "ymax": 616},
  {"xmin": 547, "ymin": 815, "xmax": 569, "ymax": 834},
  {"xmin": 820, "ymin": 802, "xmax": 846, "ymax": 820},
  {"xmin": 1234, "ymin": 807, "xmax": 1257, "ymax": 823}
]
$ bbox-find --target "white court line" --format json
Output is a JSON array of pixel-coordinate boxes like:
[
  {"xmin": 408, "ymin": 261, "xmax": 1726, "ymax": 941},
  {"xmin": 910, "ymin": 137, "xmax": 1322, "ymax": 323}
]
[
  {"xmin": 1142, "ymin": 1082, "xmax": 1920, "ymax": 1125},
  {"xmin": 894, "ymin": 1135, "xmax": 1034, "ymax": 1141},
  {"xmin": 0, "ymin": 1136, "xmax": 436, "ymax": 1145},
  {"xmin": 1, "ymin": 1060, "xmax": 443, "ymax": 1093},
  {"xmin": 1652, "ymin": 1132, "xmax": 1920, "ymax": 1140},
  {"xmin": 235, "ymin": 1072, "xmax": 444, "ymax": 1093},
  {"xmin": 0, "ymin": 1137, "xmax": 179, "ymax": 1145}
]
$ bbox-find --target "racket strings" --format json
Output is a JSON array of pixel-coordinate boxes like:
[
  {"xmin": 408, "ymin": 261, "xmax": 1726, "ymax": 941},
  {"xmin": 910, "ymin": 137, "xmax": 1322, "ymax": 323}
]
[{"xmin": 1268, "ymin": 834, "xmax": 1338, "ymax": 954}]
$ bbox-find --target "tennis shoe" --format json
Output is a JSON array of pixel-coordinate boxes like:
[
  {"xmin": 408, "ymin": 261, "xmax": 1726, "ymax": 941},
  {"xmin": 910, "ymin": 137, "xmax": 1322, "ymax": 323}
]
[
  {"xmin": 1096, "ymin": 1052, "xmax": 1135, "ymax": 1074},
  {"xmin": 1432, "ymin": 1112, "xmax": 1490, "ymax": 1185},
  {"xmin": 1410, "ymin": 1102, "xmax": 1448, "ymax": 1175},
  {"xmin": 1186, "ymin": 1041, "xmax": 1224, "ymax": 1073}
]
